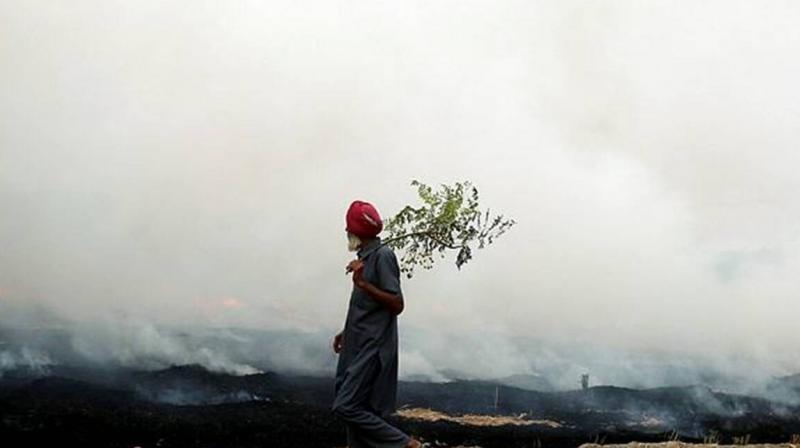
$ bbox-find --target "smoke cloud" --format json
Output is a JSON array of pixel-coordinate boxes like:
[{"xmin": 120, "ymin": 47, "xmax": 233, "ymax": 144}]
[
  {"xmin": 1, "ymin": 1, "xmax": 799, "ymax": 392},
  {"xmin": 0, "ymin": 347, "xmax": 54, "ymax": 378}
]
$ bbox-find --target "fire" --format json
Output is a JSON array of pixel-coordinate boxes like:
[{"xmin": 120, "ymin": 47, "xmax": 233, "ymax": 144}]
[{"xmin": 220, "ymin": 297, "xmax": 244, "ymax": 309}]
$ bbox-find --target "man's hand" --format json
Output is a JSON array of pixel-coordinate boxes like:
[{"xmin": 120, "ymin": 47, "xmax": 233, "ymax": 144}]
[
  {"xmin": 346, "ymin": 259, "xmax": 366, "ymax": 288},
  {"xmin": 345, "ymin": 257, "xmax": 404, "ymax": 315},
  {"xmin": 332, "ymin": 331, "xmax": 344, "ymax": 354}
]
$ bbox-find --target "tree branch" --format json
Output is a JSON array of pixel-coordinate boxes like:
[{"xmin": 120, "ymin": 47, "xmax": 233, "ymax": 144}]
[{"xmin": 382, "ymin": 231, "xmax": 464, "ymax": 250}]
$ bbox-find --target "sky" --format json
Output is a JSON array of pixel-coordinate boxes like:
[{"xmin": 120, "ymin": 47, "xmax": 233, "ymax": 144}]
[{"xmin": 1, "ymin": 1, "xmax": 799, "ymax": 388}]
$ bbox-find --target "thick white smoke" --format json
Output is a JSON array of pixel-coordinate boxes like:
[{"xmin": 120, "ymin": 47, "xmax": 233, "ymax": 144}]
[
  {"xmin": 1, "ymin": 1, "xmax": 799, "ymax": 389},
  {"xmin": 70, "ymin": 320, "xmax": 262, "ymax": 375}
]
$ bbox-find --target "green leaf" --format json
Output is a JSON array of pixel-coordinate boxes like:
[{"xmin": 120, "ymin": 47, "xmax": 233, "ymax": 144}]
[{"xmin": 383, "ymin": 180, "xmax": 515, "ymax": 278}]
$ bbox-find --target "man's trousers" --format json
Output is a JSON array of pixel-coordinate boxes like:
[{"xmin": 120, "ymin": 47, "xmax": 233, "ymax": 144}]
[{"xmin": 332, "ymin": 353, "xmax": 410, "ymax": 448}]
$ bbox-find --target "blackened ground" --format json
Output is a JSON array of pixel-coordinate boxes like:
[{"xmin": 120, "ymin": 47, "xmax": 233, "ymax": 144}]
[
  {"xmin": 0, "ymin": 379, "xmax": 339, "ymax": 447},
  {"xmin": 2, "ymin": 366, "xmax": 800, "ymax": 448}
]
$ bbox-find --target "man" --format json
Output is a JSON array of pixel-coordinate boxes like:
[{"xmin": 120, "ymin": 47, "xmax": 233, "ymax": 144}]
[{"xmin": 331, "ymin": 200, "xmax": 423, "ymax": 448}]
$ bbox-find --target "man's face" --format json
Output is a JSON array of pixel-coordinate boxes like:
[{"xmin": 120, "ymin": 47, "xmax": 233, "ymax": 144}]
[{"xmin": 347, "ymin": 231, "xmax": 362, "ymax": 252}]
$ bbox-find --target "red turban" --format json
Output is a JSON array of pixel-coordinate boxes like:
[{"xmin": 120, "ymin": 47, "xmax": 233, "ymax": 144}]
[{"xmin": 345, "ymin": 200, "xmax": 383, "ymax": 238}]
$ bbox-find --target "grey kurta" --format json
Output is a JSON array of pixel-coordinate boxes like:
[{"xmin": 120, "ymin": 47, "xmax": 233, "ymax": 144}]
[{"xmin": 332, "ymin": 236, "xmax": 410, "ymax": 448}]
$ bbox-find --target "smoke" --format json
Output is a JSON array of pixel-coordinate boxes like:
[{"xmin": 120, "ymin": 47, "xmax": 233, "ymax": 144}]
[
  {"xmin": 2, "ymin": 304, "xmax": 800, "ymax": 413},
  {"xmin": 0, "ymin": 347, "xmax": 54, "ymax": 377},
  {"xmin": 0, "ymin": 302, "xmax": 336, "ymax": 377},
  {"xmin": 399, "ymin": 349, "xmax": 448, "ymax": 383},
  {"xmin": 140, "ymin": 387, "xmax": 268, "ymax": 406},
  {"xmin": 70, "ymin": 320, "xmax": 262, "ymax": 376},
  {"xmin": 1, "ymin": 0, "xmax": 800, "ymax": 396}
]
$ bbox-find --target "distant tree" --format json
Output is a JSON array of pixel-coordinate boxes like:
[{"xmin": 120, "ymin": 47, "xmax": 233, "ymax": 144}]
[{"xmin": 382, "ymin": 180, "xmax": 516, "ymax": 278}]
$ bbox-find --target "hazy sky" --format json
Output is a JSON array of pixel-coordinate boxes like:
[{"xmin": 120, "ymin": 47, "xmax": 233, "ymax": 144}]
[{"xmin": 2, "ymin": 1, "xmax": 799, "ymax": 383}]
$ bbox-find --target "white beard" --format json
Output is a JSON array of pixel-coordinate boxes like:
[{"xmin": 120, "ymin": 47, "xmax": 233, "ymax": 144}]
[{"xmin": 347, "ymin": 232, "xmax": 362, "ymax": 252}]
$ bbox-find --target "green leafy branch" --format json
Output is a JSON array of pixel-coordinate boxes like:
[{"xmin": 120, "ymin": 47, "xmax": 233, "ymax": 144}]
[{"xmin": 383, "ymin": 180, "xmax": 516, "ymax": 278}]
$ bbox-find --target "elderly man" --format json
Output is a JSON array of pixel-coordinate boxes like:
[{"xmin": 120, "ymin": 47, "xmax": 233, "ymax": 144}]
[{"xmin": 332, "ymin": 200, "xmax": 423, "ymax": 448}]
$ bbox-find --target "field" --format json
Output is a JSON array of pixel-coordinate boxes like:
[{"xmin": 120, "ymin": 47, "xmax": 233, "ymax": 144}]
[{"xmin": 3, "ymin": 364, "xmax": 800, "ymax": 447}]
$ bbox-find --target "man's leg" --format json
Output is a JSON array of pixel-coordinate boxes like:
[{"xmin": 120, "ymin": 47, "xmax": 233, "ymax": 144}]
[{"xmin": 332, "ymin": 353, "xmax": 411, "ymax": 448}]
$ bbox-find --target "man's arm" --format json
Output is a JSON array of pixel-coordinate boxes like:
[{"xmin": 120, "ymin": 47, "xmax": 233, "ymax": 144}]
[
  {"xmin": 355, "ymin": 279, "xmax": 404, "ymax": 315},
  {"xmin": 348, "ymin": 250, "xmax": 405, "ymax": 315}
]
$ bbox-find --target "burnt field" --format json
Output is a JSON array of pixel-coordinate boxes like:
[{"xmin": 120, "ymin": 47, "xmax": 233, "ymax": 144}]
[{"xmin": 2, "ymin": 365, "xmax": 800, "ymax": 448}]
